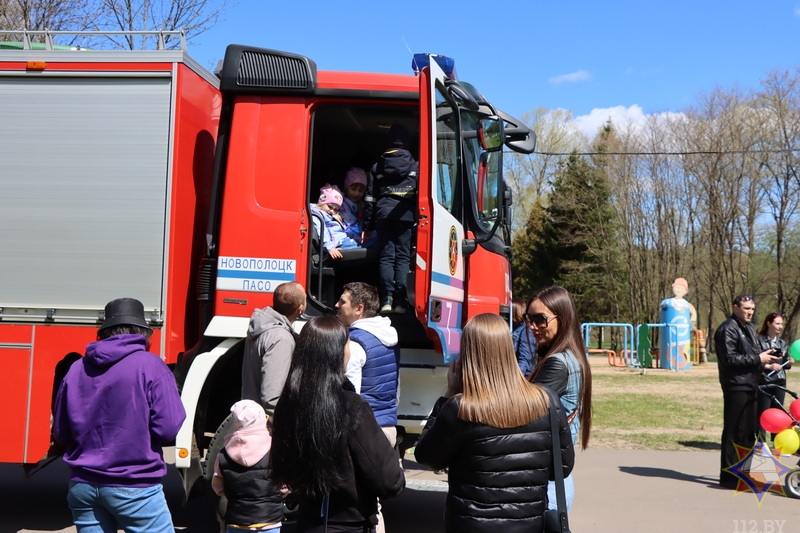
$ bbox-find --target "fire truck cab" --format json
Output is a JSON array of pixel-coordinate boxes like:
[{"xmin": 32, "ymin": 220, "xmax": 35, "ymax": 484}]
[{"xmin": 173, "ymin": 45, "xmax": 535, "ymax": 495}]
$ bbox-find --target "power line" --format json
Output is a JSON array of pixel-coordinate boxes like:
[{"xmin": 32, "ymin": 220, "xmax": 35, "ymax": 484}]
[{"xmin": 530, "ymin": 148, "xmax": 800, "ymax": 157}]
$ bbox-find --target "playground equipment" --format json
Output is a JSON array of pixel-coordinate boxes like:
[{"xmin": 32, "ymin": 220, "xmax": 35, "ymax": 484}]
[
  {"xmin": 636, "ymin": 323, "xmax": 653, "ymax": 369},
  {"xmin": 581, "ymin": 321, "xmax": 696, "ymax": 372},
  {"xmin": 581, "ymin": 322, "xmax": 636, "ymax": 367},
  {"xmin": 588, "ymin": 348, "xmax": 625, "ymax": 367},
  {"xmin": 659, "ymin": 303, "xmax": 692, "ymax": 370},
  {"xmin": 638, "ymin": 323, "xmax": 682, "ymax": 371},
  {"xmin": 692, "ymin": 329, "xmax": 708, "ymax": 365},
  {"xmin": 658, "ymin": 278, "xmax": 695, "ymax": 370}
]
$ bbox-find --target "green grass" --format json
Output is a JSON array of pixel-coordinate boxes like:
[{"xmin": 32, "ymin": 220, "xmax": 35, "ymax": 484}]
[{"xmin": 589, "ymin": 363, "xmax": 800, "ymax": 451}]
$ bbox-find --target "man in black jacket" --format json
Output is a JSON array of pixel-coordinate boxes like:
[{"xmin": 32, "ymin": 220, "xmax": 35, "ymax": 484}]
[{"xmin": 714, "ymin": 294, "xmax": 779, "ymax": 488}]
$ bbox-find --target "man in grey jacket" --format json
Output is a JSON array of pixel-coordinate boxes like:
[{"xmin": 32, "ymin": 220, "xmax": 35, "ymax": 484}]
[{"xmin": 241, "ymin": 281, "xmax": 306, "ymax": 416}]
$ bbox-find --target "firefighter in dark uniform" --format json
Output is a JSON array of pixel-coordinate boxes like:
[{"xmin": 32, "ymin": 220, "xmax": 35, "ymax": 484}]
[{"xmin": 364, "ymin": 124, "xmax": 418, "ymax": 314}]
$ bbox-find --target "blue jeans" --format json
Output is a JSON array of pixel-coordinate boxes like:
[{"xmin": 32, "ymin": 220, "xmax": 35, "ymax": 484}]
[
  {"xmin": 67, "ymin": 481, "xmax": 174, "ymax": 533},
  {"xmin": 546, "ymin": 473, "xmax": 575, "ymax": 512}
]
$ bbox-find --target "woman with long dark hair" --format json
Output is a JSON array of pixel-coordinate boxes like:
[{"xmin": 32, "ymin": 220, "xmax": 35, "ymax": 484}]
[
  {"xmin": 527, "ymin": 285, "xmax": 592, "ymax": 511},
  {"xmin": 756, "ymin": 311, "xmax": 792, "ymax": 439},
  {"xmin": 414, "ymin": 313, "xmax": 574, "ymax": 532},
  {"xmin": 270, "ymin": 315, "xmax": 404, "ymax": 532}
]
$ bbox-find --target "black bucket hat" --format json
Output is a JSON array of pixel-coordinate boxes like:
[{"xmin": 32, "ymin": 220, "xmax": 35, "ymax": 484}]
[
  {"xmin": 99, "ymin": 298, "xmax": 153, "ymax": 333},
  {"xmin": 387, "ymin": 123, "xmax": 411, "ymax": 148}
]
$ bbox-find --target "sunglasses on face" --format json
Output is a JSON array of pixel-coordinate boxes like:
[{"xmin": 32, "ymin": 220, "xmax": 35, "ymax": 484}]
[{"xmin": 524, "ymin": 313, "xmax": 558, "ymax": 327}]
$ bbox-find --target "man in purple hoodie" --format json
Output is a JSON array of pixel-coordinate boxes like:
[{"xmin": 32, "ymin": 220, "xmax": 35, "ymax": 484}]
[{"xmin": 52, "ymin": 297, "xmax": 186, "ymax": 533}]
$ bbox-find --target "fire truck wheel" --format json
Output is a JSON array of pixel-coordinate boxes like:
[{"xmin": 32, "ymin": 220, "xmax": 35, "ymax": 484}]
[{"xmin": 205, "ymin": 413, "xmax": 237, "ymax": 524}]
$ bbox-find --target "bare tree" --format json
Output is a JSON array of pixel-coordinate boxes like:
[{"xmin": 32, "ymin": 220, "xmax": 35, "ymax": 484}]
[
  {"xmin": 90, "ymin": 0, "xmax": 229, "ymax": 49},
  {"xmin": 505, "ymin": 107, "xmax": 583, "ymax": 235},
  {"xmin": 755, "ymin": 69, "xmax": 800, "ymax": 336},
  {"xmin": 677, "ymin": 87, "xmax": 765, "ymax": 336},
  {"xmin": 607, "ymin": 125, "xmax": 656, "ymax": 324},
  {"xmin": 610, "ymin": 115, "xmax": 691, "ymax": 326},
  {"xmin": 0, "ymin": 0, "xmax": 90, "ymax": 38}
]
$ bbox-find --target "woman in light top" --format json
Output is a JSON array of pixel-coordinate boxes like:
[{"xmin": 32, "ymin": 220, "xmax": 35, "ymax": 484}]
[{"xmin": 527, "ymin": 285, "xmax": 592, "ymax": 511}]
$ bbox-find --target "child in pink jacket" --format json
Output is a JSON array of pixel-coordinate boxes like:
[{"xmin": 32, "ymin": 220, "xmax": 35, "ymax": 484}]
[{"xmin": 212, "ymin": 400, "xmax": 284, "ymax": 532}]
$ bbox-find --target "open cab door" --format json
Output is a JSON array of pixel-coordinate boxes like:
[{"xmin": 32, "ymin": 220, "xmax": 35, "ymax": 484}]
[
  {"xmin": 414, "ymin": 55, "xmax": 512, "ymax": 363},
  {"xmin": 415, "ymin": 55, "xmax": 465, "ymax": 363},
  {"xmin": 415, "ymin": 54, "xmax": 536, "ymax": 364}
]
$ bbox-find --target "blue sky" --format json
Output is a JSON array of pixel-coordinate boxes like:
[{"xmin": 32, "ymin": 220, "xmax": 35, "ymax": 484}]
[{"xmin": 189, "ymin": 1, "xmax": 800, "ymax": 135}]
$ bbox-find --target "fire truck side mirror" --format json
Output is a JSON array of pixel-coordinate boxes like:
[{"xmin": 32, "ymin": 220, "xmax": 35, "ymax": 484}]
[
  {"xmin": 477, "ymin": 116, "xmax": 504, "ymax": 152},
  {"xmin": 495, "ymin": 110, "xmax": 537, "ymax": 155}
]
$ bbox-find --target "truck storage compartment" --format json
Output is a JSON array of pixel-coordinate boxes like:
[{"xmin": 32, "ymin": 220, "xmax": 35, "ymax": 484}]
[{"xmin": 0, "ymin": 74, "xmax": 172, "ymax": 321}]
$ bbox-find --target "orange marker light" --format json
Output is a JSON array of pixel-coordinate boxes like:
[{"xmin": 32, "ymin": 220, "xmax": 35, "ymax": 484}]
[
  {"xmin": 178, "ymin": 448, "xmax": 189, "ymax": 459},
  {"xmin": 26, "ymin": 61, "xmax": 47, "ymax": 71}
]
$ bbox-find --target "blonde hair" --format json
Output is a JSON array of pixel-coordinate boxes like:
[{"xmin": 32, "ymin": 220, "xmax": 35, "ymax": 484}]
[{"xmin": 457, "ymin": 313, "xmax": 549, "ymax": 428}]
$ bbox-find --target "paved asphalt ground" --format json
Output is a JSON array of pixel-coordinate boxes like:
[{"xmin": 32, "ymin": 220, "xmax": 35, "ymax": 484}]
[
  {"xmin": 4, "ymin": 448, "xmax": 799, "ymax": 532},
  {"xmin": 568, "ymin": 448, "xmax": 799, "ymax": 532},
  {"xmin": 389, "ymin": 448, "xmax": 800, "ymax": 533}
]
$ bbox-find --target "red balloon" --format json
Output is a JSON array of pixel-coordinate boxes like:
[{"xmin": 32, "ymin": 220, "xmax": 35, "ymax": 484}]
[
  {"xmin": 761, "ymin": 408, "xmax": 794, "ymax": 434},
  {"xmin": 790, "ymin": 399, "xmax": 800, "ymax": 421}
]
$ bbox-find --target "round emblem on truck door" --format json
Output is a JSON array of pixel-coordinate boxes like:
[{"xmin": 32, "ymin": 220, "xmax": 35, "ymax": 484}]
[{"xmin": 448, "ymin": 226, "xmax": 458, "ymax": 275}]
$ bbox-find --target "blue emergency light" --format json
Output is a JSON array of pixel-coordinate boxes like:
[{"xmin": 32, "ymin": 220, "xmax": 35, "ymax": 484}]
[{"xmin": 411, "ymin": 53, "xmax": 457, "ymax": 79}]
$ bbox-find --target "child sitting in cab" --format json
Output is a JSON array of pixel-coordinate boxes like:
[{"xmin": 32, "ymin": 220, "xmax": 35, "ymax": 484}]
[
  {"xmin": 310, "ymin": 184, "xmax": 360, "ymax": 259},
  {"xmin": 340, "ymin": 167, "xmax": 377, "ymax": 248}
]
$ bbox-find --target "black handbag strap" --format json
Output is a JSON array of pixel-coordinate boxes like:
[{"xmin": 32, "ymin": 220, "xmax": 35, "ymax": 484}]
[{"xmin": 546, "ymin": 389, "xmax": 569, "ymax": 531}]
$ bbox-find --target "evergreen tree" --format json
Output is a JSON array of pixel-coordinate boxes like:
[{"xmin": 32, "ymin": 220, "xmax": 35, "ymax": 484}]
[
  {"xmin": 512, "ymin": 199, "xmax": 556, "ymax": 297},
  {"xmin": 514, "ymin": 145, "xmax": 620, "ymax": 322},
  {"xmin": 549, "ymin": 153, "xmax": 607, "ymax": 317}
]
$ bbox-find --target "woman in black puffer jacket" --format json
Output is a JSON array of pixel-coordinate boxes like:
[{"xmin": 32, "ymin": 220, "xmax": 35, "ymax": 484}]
[{"xmin": 415, "ymin": 313, "xmax": 574, "ymax": 533}]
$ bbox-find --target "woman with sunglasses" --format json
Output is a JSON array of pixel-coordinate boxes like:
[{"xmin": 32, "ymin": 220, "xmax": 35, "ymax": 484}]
[
  {"xmin": 756, "ymin": 312, "xmax": 793, "ymax": 439},
  {"xmin": 526, "ymin": 285, "xmax": 592, "ymax": 511}
]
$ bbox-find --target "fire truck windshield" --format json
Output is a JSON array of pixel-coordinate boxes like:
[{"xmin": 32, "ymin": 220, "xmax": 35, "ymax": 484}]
[{"xmin": 461, "ymin": 111, "xmax": 502, "ymax": 235}]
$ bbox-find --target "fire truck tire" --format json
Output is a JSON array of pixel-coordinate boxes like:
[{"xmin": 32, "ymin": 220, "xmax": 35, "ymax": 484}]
[
  {"xmin": 785, "ymin": 468, "xmax": 800, "ymax": 499},
  {"xmin": 204, "ymin": 413, "xmax": 236, "ymax": 524},
  {"xmin": 394, "ymin": 425, "xmax": 407, "ymax": 459}
]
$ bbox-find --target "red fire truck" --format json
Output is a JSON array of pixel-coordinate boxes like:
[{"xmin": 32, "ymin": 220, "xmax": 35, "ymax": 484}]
[{"xmin": 0, "ymin": 30, "xmax": 535, "ymax": 495}]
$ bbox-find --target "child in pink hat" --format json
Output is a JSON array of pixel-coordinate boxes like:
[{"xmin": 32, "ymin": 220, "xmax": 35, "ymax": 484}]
[
  {"xmin": 211, "ymin": 400, "xmax": 283, "ymax": 532},
  {"xmin": 309, "ymin": 184, "xmax": 361, "ymax": 259}
]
